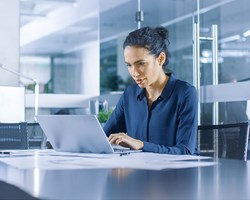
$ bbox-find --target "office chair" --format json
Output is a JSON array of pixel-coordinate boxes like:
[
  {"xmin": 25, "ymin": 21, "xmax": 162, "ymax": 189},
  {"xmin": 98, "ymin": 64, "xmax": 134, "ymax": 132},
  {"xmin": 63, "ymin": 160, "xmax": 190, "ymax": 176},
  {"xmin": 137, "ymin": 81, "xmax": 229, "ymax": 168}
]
[
  {"xmin": 27, "ymin": 123, "xmax": 45, "ymax": 149},
  {"xmin": 0, "ymin": 122, "xmax": 28, "ymax": 149},
  {"xmin": 197, "ymin": 121, "xmax": 249, "ymax": 160}
]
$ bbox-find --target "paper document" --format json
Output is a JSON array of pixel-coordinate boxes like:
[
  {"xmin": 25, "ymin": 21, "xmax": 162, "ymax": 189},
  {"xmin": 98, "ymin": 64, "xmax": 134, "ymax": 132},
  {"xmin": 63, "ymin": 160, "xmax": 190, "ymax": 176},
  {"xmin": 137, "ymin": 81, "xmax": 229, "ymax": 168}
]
[{"xmin": 0, "ymin": 150, "xmax": 216, "ymax": 171}]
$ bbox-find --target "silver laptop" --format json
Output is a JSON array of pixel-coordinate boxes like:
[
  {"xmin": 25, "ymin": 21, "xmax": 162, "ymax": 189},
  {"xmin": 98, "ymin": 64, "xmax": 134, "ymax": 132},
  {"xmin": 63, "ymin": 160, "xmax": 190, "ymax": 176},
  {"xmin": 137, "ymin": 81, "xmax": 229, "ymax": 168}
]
[{"xmin": 36, "ymin": 115, "xmax": 138, "ymax": 154}]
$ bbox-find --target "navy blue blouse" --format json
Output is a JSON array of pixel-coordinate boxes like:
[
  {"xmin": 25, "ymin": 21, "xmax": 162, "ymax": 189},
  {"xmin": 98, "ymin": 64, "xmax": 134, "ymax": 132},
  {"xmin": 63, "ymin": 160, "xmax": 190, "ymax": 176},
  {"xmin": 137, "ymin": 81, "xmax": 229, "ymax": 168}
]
[{"xmin": 104, "ymin": 74, "xmax": 198, "ymax": 155}]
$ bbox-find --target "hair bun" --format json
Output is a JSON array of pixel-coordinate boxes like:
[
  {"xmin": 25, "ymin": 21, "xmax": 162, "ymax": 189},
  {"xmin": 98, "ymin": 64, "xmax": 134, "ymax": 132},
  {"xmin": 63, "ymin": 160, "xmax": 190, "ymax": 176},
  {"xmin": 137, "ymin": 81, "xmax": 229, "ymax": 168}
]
[
  {"xmin": 155, "ymin": 26, "xmax": 169, "ymax": 46},
  {"xmin": 155, "ymin": 27, "xmax": 169, "ymax": 40}
]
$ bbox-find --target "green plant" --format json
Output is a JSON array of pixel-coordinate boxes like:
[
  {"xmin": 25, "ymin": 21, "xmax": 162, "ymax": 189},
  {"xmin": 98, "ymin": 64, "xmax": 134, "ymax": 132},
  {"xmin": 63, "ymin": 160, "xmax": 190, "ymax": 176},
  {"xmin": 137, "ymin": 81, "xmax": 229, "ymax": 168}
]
[{"xmin": 98, "ymin": 109, "xmax": 113, "ymax": 123}]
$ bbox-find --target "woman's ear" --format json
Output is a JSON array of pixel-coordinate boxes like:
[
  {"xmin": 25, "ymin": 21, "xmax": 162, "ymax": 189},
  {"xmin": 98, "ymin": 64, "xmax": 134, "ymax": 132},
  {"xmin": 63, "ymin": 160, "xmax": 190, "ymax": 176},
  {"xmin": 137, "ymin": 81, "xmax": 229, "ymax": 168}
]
[{"xmin": 158, "ymin": 52, "xmax": 166, "ymax": 66}]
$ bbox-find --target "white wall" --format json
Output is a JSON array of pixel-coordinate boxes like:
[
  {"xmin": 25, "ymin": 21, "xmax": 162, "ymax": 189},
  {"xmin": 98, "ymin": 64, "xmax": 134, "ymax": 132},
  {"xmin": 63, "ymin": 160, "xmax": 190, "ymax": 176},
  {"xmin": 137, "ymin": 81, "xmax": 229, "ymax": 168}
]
[
  {"xmin": 81, "ymin": 41, "xmax": 100, "ymax": 95},
  {"xmin": 0, "ymin": 86, "xmax": 25, "ymax": 122},
  {"xmin": 0, "ymin": 0, "xmax": 20, "ymax": 86}
]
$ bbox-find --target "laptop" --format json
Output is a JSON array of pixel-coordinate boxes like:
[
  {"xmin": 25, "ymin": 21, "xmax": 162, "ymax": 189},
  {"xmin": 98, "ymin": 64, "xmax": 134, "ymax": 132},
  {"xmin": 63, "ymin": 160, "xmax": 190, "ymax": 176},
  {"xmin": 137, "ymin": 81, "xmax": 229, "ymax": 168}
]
[{"xmin": 36, "ymin": 115, "xmax": 139, "ymax": 154}]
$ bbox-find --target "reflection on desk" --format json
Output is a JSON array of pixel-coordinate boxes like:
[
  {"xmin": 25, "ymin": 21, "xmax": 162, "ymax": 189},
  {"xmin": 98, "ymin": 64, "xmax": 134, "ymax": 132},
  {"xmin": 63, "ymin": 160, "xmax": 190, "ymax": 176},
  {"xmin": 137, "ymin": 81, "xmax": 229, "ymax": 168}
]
[{"xmin": 0, "ymin": 153, "xmax": 249, "ymax": 200}]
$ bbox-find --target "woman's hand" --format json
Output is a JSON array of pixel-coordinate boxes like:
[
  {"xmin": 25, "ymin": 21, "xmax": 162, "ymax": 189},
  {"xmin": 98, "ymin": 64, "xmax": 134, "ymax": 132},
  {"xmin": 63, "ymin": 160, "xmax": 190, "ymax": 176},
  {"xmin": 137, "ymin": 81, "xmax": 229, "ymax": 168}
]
[{"xmin": 108, "ymin": 132, "xmax": 144, "ymax": 150}]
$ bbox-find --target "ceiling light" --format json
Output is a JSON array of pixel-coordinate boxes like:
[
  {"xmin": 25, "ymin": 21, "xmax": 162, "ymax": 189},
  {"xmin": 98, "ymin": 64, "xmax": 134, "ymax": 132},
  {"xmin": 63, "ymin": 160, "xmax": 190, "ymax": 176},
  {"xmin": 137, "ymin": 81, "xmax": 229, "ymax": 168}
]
[
  {"xmin": 219, "ymin": 50, "xmax": 250, "ymax": 57},
  {"xmin": 21, "ymin": 0, "xmax": 77, "ymax": 5},
  {"xmin": 219, "ymin": 35, "xmax": 241, "ymax": 43},
  {"xmin": 243, "ymin": 30, "xmax": 250, "ymax": 37},
  {"xmin": 200, "ymin": 57, "xmax": 224, "ymax": 64},
  {"xmin": 20, "ymin": 12, "xmax": 46, "ymax": 18},
  {"xmin": 202, "ymin": 49, "xmax": 250, "ymax": 58},
  {"xmin": 201, "ymin": 50, "xmax": 211, "ymax": 58}
]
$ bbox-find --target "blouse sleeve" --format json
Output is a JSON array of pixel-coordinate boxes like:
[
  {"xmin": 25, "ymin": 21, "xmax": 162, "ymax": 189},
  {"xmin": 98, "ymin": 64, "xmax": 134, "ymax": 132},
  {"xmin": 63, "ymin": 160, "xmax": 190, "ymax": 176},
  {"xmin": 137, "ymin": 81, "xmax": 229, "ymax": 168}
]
[{"xmin": 103, "ymin": 94, "xmax": 127, "ymax": 136}]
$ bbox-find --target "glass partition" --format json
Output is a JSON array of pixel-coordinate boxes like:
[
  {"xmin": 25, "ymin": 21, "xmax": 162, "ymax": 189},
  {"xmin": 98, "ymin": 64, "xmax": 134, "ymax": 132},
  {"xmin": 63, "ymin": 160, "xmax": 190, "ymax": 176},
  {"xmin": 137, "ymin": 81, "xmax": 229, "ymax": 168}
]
[
  {"xmin": 199, "ymin": 0, "xmax": 250, "ymax": 125},
  {"xmin": 19, "ymin": 0, "xmax": 250, "ymax": 125},
  {"xmin": 100, "ymin": 0, "xmax": 195, "ymax": 93}
]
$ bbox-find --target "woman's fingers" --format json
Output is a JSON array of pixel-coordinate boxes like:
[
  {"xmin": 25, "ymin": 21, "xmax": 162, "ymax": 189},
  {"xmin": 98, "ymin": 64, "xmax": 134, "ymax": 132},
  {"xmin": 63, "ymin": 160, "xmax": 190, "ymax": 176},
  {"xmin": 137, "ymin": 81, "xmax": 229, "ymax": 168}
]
[
  {"xmin": 108, "ymin": 133, "xmax": 129, "ymax": 146},
  {"xmin": 115, "ymin": 137, "xmax": 126, "ymax": 145},
  {"xmin": 108, "ymin": 133, "xmax": 143, "ymax": 150},
  {"xmin": 108, "ymin": 133, "xmax": 126, "ymax": 142}
]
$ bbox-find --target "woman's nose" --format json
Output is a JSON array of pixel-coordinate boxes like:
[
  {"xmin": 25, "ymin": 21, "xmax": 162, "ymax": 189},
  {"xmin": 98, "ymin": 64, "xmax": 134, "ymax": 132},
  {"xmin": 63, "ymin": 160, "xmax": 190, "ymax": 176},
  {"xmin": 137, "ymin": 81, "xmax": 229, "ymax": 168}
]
[
  {"xmin": 133, "ymin": 71, "xmax": 140, "ymax": 77},
  {"xmin": 131, "ymin": 67, "xmax": 140, "ymax": 77}
]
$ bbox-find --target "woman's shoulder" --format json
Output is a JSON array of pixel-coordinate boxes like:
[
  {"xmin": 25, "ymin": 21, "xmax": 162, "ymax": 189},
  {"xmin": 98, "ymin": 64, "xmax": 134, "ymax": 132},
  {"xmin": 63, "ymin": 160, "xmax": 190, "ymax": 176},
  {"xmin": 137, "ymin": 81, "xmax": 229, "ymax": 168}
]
[
  {"xmin": 169, "ymin": 74, "xmax": 195, "ymax": 91},
  {"xmin": 176, "ymin": 79, "xmax": 195, "ymax": 89},
  {"xmin": 169, "ymin": 75, "xmax": 196, "ymax": 96}
]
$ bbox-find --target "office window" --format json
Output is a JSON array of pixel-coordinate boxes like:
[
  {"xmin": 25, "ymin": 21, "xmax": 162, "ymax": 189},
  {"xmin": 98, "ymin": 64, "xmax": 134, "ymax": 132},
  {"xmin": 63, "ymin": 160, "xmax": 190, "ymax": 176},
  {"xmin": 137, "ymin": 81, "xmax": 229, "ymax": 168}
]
[
  {"xmin": 20, "ymin": 0, "xmax": 99, "ymax": 95},
  {"xmin": 19, "ymin": 0, "xmax": 250, "ymax": 124}
]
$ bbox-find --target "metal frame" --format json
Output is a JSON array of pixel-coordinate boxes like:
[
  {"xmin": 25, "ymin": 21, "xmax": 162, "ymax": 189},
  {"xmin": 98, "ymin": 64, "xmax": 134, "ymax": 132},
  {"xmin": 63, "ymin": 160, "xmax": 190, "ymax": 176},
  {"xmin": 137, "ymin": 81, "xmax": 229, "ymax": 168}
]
[{"xmin": 193, "ymin": 0, "xmax": 219, "ymax": 157}]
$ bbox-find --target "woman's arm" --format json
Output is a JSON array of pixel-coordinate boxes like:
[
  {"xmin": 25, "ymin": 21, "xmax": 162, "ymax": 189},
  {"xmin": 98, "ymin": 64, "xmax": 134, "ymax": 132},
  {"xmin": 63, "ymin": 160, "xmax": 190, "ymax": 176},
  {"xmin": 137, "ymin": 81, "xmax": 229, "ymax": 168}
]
[{"xmin": 103, "ymin": 94, "xmax": 127, "ymax": 136}]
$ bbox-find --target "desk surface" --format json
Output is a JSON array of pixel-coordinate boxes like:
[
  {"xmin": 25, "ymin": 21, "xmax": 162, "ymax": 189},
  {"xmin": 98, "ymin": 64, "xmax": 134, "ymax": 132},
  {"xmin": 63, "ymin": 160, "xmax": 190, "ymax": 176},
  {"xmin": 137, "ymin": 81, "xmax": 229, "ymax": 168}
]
[{"xmin": 0, "ymin": 156, "xmax": 249, "ymax": 200}]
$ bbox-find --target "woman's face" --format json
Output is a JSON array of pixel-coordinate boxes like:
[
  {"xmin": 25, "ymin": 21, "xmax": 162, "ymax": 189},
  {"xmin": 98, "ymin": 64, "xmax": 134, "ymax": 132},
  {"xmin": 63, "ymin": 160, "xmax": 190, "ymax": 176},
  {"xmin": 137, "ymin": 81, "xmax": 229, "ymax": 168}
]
[{"xmin": 124, "ymin": 46, "xmax": 164, "ymax": 88}]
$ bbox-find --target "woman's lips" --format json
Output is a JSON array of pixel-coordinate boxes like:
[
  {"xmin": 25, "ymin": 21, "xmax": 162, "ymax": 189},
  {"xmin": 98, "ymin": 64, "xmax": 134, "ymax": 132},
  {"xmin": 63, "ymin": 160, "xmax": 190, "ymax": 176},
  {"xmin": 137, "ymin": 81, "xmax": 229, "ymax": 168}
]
[{"xmin": 135, "ymin": 78, "xmax": 145, "ymax": 85}]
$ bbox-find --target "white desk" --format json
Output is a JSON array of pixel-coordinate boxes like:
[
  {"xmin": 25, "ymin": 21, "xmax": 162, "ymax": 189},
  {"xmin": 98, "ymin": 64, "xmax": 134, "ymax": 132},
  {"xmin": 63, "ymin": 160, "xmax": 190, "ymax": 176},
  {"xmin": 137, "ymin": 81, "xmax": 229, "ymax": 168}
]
[{"xmin": 0, "ymin": 151, "xmax": 249, "ymax": 200}]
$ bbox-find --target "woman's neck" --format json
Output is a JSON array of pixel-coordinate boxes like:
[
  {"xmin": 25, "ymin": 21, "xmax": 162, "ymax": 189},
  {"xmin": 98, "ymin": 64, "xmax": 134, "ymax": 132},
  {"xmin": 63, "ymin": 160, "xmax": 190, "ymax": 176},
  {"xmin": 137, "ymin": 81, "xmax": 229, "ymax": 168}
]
[{"xmin": 146, "ymin": 73, "xmax": 169, "ymax": 101}]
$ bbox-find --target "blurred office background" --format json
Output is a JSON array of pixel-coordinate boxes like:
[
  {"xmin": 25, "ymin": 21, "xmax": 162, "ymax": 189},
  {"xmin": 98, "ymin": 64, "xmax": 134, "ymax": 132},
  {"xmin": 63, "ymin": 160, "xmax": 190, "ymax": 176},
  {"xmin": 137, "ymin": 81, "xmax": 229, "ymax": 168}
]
[{"xmin": 0, "ymin": 0, "xmax": 250, "ymax": 125}]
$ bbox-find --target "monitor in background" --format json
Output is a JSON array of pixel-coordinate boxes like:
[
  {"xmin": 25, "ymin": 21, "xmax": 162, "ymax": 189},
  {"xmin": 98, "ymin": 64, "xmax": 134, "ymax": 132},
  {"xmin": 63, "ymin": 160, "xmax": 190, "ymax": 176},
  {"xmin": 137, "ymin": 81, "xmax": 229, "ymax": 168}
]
[{"xmin": 0, "ymin": 86, "xmax": 25, "ymax": 122}]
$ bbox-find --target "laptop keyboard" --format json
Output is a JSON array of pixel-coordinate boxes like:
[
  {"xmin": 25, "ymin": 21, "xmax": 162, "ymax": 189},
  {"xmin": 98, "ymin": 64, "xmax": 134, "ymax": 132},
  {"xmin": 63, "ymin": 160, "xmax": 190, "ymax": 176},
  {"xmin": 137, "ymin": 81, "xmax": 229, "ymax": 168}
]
[{"xmin": 111, "ymin": 144, "xmax": 130, "ymax": 152}]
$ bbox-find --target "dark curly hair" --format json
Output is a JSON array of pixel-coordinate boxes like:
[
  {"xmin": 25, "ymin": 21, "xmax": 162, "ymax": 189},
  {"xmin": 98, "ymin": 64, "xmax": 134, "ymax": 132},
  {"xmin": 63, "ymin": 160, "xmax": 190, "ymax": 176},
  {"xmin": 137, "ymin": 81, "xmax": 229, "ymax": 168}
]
[{"xmin": 123, "ymin": 26, "xmax": 170, "ymax": 67}]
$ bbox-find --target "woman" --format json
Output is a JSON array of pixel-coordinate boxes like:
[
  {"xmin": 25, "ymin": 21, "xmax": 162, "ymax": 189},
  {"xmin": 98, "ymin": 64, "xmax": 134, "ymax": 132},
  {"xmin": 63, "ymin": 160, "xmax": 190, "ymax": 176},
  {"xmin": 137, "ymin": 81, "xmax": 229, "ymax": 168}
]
[{"xmin": 104, "ymin": 26, "xmax": 198, "ymax": 155}]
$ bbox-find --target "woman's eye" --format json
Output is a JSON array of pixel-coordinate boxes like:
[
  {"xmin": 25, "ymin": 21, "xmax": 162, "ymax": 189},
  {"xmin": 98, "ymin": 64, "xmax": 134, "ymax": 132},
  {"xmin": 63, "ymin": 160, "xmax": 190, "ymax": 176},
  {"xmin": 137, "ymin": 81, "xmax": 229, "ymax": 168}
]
[{"xmin": 137, "ymin": 62, "xmax": 145, "ymax": 67}]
